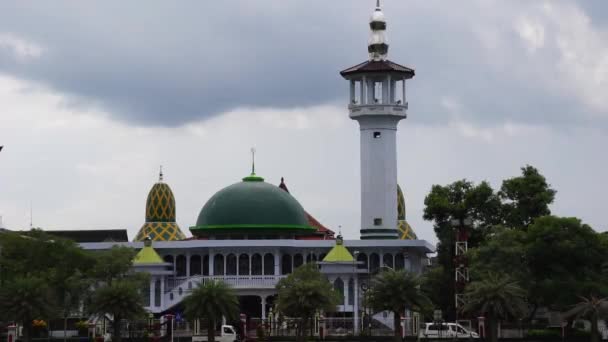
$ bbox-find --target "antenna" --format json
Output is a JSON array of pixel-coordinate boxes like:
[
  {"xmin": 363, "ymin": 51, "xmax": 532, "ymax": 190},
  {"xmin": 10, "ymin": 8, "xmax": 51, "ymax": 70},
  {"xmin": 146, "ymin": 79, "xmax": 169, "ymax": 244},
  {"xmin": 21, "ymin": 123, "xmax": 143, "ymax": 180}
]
[
  {"xmin": 377, "ymin": 0, "xmax": 380, "ymax": 8},
  {"xmin": 159, "ymin": 165, "xmax": 164, "ymax": 182},
  {"xmin": 250, "ymin": 147, "xmax": 256, "ymax": 175}
]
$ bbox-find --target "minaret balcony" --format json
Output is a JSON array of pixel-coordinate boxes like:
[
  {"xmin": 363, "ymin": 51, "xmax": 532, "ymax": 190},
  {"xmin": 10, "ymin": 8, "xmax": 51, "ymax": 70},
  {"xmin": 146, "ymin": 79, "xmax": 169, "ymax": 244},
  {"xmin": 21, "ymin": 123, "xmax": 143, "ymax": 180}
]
[{"xmin": 348, "ymin": 102, "xmax": 408, "ymax": 119}]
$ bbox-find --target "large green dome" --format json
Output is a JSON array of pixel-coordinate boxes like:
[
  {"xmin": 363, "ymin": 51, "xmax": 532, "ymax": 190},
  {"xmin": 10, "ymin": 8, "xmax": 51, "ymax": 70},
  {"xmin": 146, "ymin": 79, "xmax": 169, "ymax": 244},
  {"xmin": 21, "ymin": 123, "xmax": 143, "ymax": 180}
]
[{"xmin": 190, "ymin": 174, "xmax": 314, "ymax": 237}]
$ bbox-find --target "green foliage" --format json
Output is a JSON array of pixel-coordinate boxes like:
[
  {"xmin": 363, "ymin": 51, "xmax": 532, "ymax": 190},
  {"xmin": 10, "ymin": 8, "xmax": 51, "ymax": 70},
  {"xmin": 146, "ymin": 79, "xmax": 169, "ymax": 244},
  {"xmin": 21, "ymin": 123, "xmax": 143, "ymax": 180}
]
[
  {"xmin": 89, "ymin": 280, "xmax": 147, "ymax": 342},
  {"xmin": 366, "ymin": 269, "xmax": 432, "ymax": 341},
  {"xmin": 0, "ymin": 276, "xmax": 56, "ymax": 342},
  {"xmin": 90, "ymin": 246, "xmax": 138, "ymax": 285},
  {"xmin": 276, "ymin": 264, "xmax": 339, "ymax": 342},
  {"xmin": 423, "ymin": 165, "xmax": 557, "ymax": 317},
  {"xmin": 563, "ymin": 296, "xmax": 608, "ymax": 342},
  {"xmin": 499, "ymin": 165, "xmax": 556, "ymax": 228},
  {"xmin": 462, "ymin": 273, "xmax": 527, "ymax": 342},
  {"xmin": 525, "ymin": 329, "xmax": 561, "ymax": 338},
  {"xmin": 183, "ymin": 280, "xmax": 239, "ymax": 342}
]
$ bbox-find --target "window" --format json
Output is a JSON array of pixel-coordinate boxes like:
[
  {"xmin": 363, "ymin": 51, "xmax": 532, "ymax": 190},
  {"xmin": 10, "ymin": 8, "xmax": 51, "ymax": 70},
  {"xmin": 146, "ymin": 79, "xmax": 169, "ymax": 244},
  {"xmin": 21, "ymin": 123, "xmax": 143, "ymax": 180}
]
[
  {"xmin": 293, "ymin": 254, "xmax": 304, "ymax": 269},
  {"xmin": 213, "ymin": 254, "xmax": 224, "ymax": 275},
  {"xmin": 154, "ymin": 280, "xmax": 161, "ymax": 307},
  {"xmin": 334, "ymin": 278, "xmax": 344, "ymax": 305},
  {"xmin": 251, "ymin": 254, "xmax": 262, "ymax": 275},
  {"xmin": 374, "ymin": 218, "xmax": 382, "ymax": 226},
  {"xmin": 348, "ymin": 278, "xmax": 354, "ymax": 305},
  {"xmin": 203, "ymin": 255, "xmax": 209, "ymax": 275},
  {"xmin": 383, "ymin": 253, "xmax": 393, "ymax": 269},
  {"xmin": 373, "ymin": 131, "xmax": 381, "ymax": 139},
  {"xmin": 357, "ymin": 253, "xmax": 368, "ymax": 270},
  {"xmin": 370, "ymin": 253, "xmax": 380, "ymax": 274},
  {"xmin": 190, "ymin": 255, "xmax": 201, "ymax": 276},
  {"xmin": 226, "ymin": 254, "xmax": 237, "ymax": 275},
  {"xmin": 176, "ymin": 255, "xmax": 187, "ymax": 277},
  {"xmin": 264, "ymin": 253, "xmax": 275, "ymax": 275},
  {"xmin": 281, "ymin": 254, "xmax": 292, "ymax": 275},
  {"xmin": 239, "ymin": 254, "xmax": 250, "ymax": 275}
]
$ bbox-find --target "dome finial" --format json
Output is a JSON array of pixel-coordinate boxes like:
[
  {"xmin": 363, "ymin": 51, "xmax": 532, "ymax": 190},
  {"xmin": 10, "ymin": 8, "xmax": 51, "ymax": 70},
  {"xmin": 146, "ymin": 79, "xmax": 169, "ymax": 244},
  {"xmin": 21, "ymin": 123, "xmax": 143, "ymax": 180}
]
[
  {"xmin": 159, "ymin": 165, "xmax": 164, "ymax": 182},
  {"xmin": 368, "ymin": 0, "xmax": 388, "ymax": 61},
  {"xmin": 376, "ymin": 0, "xmax": 381, "ymax": 8},
  {"xmin": 250, "ymin": 147, "xmax": 256, "ymax": 175}
]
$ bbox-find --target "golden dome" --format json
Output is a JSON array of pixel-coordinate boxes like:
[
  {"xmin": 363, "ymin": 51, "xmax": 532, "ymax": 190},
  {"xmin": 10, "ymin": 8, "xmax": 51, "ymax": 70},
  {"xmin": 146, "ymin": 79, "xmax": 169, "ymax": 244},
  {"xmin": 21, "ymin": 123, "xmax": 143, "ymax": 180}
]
[{"xmin": 397, "ymin": 184, "xmax": 417, "ymax": 240}]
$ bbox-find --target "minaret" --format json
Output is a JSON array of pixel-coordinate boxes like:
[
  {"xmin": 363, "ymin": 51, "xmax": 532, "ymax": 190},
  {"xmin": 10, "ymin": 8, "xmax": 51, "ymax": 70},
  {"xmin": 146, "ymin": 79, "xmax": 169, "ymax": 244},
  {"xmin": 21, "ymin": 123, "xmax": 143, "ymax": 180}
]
[{"xmin": 340, "ymin": 1, "xmax": 415, "ymax": 239}]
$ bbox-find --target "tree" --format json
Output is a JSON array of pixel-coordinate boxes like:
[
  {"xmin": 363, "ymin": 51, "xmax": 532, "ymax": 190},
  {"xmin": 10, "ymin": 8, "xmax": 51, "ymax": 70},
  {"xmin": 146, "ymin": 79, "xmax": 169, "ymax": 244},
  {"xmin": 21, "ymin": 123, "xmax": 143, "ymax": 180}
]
[
  {"xmin": 462, "ymin": 273, "xmax": 527, "ymax": 342},
  {"xmin": 0, "ymin": 276, "xmax": 56, "ymax": 342},
  {"xmin": 499, "ymin": 165, "xmax": 556, "ymax": 228},
  {"xmin": 564, "ymin": 296, "xmax": 608, "ymax": 342},
  {"xmin": 276, "ymin": 264, "xmax": 339, "ymax": 342},
  {"xmin": 89, "ymin": 281, "xmax": 147, "ymax": 342},
  {"xmin": 366, "ymin": 269, "xmax": 431, "ymax": 342},
  {"xmin": 423, "ymin": 180, "xmax": 501, "ymax": 318},
  {"xmin": 89, "ymin": 246, "xmax": 148, "ymax": 342},
  {"xmin": 183, "ymin": 280, "xmax": 239, "ymax": 342}
]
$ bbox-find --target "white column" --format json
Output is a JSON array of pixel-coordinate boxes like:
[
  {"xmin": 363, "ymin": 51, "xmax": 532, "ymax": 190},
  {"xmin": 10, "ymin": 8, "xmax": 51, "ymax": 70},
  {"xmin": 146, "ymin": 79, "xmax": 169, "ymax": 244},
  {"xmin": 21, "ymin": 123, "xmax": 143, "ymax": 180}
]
[
  {"xmin": 261, "ymin": 296, "xmax": 267, "ymax": 319},
  {"xmin": 350, "ymin": 80, "xmax": 355, "ymax": 103},
  {"xmin": 160, "ymin": 276, "xmax": 165, "ymax": 309},
  {"xmin": 149, "ymin": 278, "xmax": 155, "ymax": 309},
  {"xmin": 209, "ymin": 250, "xmax": 215, "ymax": 276},
  {"xmin": 274, "ymin": 251, "xmax": 280, "ymax": 276},
  {"xmin": 354, "ymin": 276, "xmax": 359, "ymax": 334},
  {"xmin": 361, "ymin": 77, "xmax": 367, "ymax": 104},
  {"xmin": 343, "ymin": 280, "xmax": 349, "ymax": 311},
  {"xmin": 382, "ymin": 78, "xmax": 389, "ymax": 104}
]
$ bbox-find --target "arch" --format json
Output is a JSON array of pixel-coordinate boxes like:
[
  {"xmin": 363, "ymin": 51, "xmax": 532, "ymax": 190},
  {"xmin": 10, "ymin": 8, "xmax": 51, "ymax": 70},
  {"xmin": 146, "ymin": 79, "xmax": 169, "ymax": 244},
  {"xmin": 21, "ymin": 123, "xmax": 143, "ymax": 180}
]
[
  {"xmin": 293, "ymin": 254, "xmax": 304, "ymax": 269},
  {"xmin": 154, "ymin": 279, "xmax": 161, "ymax": 307},
  {"xmin": 281, "ymin": 254, "xmax": 292, "ymax": 275},
  {"xmin": 383, "ymin": 253, "xmax": 394, "ymax": 270},
  {"xmin": 370, "ymin": 253, "xmax": 380, "ymax": 274},
  {"xmin": 214, "ymin": 254, "xmax": 224, "ymax": 275},
  {"xmin": 357, "ymin": 252, "xmax": 368, "ymax": 270},
  {"xmin": 190, "ymin": 255, "xmax": 202, "ymax": 276},
  {"xmin": 163, "ymin": 255, "xmax": 174, "ymax": 272},
  {"xmin": 226, "ymin": 254, "xmax": 237, "ymax": 275},
  {"xmin": 239, "ymin": 254, "xmax": 250, "ymax": 275},
  {"xmin": 334, "ymin": 277, "xmax": 345, "ymax": 305},
  {"xmin": 264, "ymin": 253, "xmax": 275, "ymax": 275},
  {"xmin": 203, "ymin": 255, "xmax": 209, "ymax": 275},
  {"xmin": 348, "ymin": 278, "xmax": 354, "ymax": 305},
  {"xmin": 176, "ymin": 255, "xmax": 187, "ymax": 277},
  {"xmin": 395, "ymin": 253, "xmax": 405, "ymax": 270},
  {"xmin": 251, "ymin": 253, "xmax": 262, "ymax": 275}
]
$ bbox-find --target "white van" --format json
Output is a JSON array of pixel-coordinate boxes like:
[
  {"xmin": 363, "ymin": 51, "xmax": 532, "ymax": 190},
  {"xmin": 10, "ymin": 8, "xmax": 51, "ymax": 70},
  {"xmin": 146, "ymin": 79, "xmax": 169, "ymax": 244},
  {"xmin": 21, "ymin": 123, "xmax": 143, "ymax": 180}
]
[
  {"xmin": 192, "ymin": 325, "xmax": 238, "ymax": 342},
  {"xmin": 419, "ymin": 323, "xmax": 479, "ymax": 339}
]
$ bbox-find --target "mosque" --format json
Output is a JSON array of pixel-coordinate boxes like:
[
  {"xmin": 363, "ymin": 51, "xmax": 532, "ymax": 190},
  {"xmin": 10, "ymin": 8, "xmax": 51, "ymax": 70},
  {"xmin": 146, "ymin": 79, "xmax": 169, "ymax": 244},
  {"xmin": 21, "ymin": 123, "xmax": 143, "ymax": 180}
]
[{"xmin": 76, "ymin": 1, "xmax": 433, "ymax": 335}]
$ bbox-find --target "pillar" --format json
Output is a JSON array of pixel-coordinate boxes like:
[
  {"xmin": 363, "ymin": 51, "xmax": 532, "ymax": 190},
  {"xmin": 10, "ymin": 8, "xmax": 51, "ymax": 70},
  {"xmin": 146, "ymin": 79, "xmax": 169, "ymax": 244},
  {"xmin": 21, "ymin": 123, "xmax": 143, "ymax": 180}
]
[
  {"xmin": 274, "ymin": 252, "xmax": 280, "ymax": 276},
  {"xmin": 149, "ymin": 278, "xmax": 155, "ymax": 309},
  {"xmin": 353, "ymin": 276, "xmax": 359, "ymax": 334},
  {"xmin": 361, "ymin": 76, "xmax": 367, "ymax": 104},
  {"xmin": 209, "ymin": 250, "xmax": 214, "ymax": 276},
  {"xmin": 186, "ymin": 252, "xmax": 191, "ymax": 277},
  {"xmin": 261, "ymin": 296, "xmax": 267, "ymax": 320},
  {"xmin": 350, "ymin": 80, "xmax": 355, "ymax": 103},
  {"xmin": 160, "ymin": 276, "xmax": 165, "ymax": 309}
]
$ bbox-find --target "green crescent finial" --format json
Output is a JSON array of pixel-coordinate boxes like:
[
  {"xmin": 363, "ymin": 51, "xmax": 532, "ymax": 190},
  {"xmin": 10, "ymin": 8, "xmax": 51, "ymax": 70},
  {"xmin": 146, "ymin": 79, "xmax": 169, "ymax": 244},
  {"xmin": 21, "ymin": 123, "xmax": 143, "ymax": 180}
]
[{"xmin": 243, "ymin": 147, "xmax": 264, "ymax": 182}]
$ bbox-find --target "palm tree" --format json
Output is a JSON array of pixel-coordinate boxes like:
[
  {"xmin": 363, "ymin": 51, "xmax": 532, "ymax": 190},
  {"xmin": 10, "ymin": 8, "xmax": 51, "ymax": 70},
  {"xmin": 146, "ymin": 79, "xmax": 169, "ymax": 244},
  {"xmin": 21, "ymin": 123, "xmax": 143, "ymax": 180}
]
[
  {"xmin": 276, "ymin": 264, "xmax": 339, "ymax": 342},
  {"xmin": 183, "ymin": 280, "xmax": 239, "ymax": 342},
  {"xmin": 0, "ymin": 276, "xmax": 56, "ymax": 342},
  {"xmin": 564, "ymin": 296, "xmax": 608, "ymax": 342},
  {"xmin": 366, "ymin": 269, "xmax": 431, "ymax": 342},
  {"xmin": 462, "ymin": 273, "xmax": 527, "ymax": 342},
  {"xmin": 89, "ymin": 280, "xmax": 147, "ymax": 342}
]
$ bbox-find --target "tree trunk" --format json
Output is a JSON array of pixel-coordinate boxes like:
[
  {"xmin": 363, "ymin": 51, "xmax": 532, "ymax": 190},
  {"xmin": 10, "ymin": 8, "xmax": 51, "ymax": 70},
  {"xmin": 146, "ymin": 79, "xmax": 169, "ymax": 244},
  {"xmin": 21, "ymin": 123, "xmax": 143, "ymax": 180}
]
[
  {"xmin": 489, "ymin": 317, "xmax": 498, "ymax": 342},
  {"xmin": 113, "ymin": 315, "xmax": 122, "ymax": 342},
  {"xmin": 591, "ymin": 313, "xmax": 599, "ymax": 342},
  {"xmin": 208, "ymin": 319, "xmax": 216, "ymax": 342},
  {"xmin": 393, "ymin": 311, "xmax": 401, "ymax": 342},
  {"xmin": 22, "ymin": 321, "xmax": 32, "ymax": 342},
  {"xmin": 64, "ymin": 314, "xmax": 68, "ymax": 342}
]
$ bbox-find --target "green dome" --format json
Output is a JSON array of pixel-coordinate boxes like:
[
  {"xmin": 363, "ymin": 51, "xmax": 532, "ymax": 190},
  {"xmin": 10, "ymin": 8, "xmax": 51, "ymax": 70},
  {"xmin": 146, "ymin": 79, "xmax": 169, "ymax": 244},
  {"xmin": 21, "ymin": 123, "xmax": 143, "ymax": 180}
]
[{"xmin": 191, "ymin": 174, "xmax": 314, "ymax": 236}]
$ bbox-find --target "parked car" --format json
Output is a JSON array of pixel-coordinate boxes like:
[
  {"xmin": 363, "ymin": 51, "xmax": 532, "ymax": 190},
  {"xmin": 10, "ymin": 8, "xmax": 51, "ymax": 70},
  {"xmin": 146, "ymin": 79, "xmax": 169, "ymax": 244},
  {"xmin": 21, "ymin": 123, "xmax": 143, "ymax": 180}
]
[
  {"xmin": 419, "ymin": 322, "xmax": 479, "ymax": 339},
  {"xmin": 192, "ymin": 325, "xmax": 238, "ymax": 342}
]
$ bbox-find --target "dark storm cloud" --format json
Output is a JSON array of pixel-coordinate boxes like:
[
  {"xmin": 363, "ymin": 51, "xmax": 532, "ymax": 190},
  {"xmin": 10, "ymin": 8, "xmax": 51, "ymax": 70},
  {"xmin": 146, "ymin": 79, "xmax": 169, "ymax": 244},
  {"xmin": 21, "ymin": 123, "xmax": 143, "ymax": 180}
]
[{"xmin": 0, "ymin": 1, "xmax": 604, "ymax": 126}]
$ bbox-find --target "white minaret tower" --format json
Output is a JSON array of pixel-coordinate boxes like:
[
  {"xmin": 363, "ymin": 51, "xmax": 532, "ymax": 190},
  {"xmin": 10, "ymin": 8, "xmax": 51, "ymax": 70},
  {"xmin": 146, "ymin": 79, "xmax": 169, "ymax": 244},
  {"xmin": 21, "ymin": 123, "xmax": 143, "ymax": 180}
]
[{"xmin": 340, "ymin": 1, "xmax": 415, "ymax": 239}]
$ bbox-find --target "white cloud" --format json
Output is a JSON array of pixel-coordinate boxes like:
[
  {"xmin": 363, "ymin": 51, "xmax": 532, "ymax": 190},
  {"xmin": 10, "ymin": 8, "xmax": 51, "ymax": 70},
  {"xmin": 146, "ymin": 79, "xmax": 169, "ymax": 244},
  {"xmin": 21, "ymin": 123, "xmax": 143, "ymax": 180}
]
[{"xmin": 0, "ymin": 33, "xmax": 44, "ymax": 62}]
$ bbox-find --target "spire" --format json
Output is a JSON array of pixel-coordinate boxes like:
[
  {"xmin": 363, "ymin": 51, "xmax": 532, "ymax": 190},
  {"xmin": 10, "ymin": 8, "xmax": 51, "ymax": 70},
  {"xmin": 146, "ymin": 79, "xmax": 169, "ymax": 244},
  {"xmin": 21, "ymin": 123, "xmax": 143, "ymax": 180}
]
[
  {"xmin": 159, "ymin": 165, "xmax": 164, "ymax": 182},
  {"xmin": 251, "ymin": 147, "xmax": 256, "ymax": 175},
  {"xmin": 368, "ymin": 0, "xmax": 388, "ymax": 61}
]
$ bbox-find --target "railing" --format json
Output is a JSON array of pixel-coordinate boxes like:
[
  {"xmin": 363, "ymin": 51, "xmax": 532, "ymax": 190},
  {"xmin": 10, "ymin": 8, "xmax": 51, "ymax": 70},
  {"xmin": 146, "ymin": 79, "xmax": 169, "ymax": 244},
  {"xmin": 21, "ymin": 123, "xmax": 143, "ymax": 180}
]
[{"xmin": 167, "ymin": 275, "xmax": 285, "ymax": 294}]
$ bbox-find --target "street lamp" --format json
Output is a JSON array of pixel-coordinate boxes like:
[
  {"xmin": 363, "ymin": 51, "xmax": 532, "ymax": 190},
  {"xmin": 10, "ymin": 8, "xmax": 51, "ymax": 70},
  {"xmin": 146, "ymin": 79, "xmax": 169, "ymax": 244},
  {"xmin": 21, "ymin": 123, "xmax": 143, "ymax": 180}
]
[{"xmin": 353, "ymin": 250, "xmax": 359, "ymax": 334}]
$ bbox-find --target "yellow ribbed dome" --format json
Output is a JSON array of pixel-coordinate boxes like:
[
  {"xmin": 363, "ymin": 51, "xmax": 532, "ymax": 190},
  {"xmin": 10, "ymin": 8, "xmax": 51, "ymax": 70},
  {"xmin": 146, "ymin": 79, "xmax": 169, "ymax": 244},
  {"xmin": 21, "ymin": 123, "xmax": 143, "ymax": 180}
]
[
  {"xmin": 134, "ymin": 170, "xmax": 186, "ymax": 242},
  {"xmin": 397, "ymin": 184, "xmax": 417, "ymax": 240}
]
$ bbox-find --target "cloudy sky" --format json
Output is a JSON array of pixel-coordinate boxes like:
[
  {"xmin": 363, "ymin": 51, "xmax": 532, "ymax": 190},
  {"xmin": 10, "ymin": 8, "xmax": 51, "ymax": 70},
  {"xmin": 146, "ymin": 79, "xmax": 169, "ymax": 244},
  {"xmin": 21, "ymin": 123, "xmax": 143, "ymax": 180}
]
[{"xmin": 0, "ymin": 0, "xmax": 607, "ymax": 243}]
